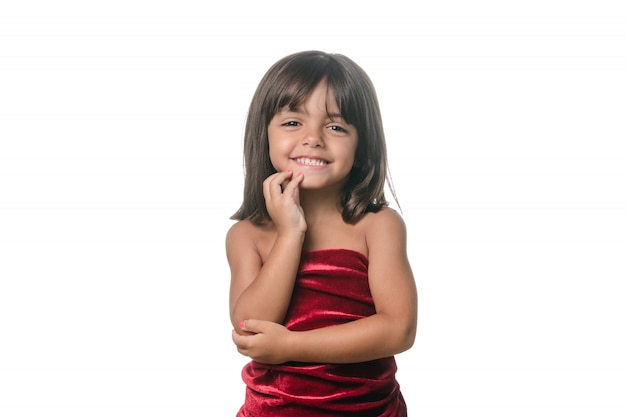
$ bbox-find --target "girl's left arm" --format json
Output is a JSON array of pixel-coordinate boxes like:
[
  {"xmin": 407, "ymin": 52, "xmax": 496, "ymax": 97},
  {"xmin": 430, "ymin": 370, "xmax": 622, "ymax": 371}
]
[{"xmin": 232, "ymin": 208, "xmax": 418, "ymax": 364}]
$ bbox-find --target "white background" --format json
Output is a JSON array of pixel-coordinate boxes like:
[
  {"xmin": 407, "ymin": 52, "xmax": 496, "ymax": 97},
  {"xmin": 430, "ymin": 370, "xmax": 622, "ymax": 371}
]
[{"xmin": 1, "ymin": 0, "xmax": 625, "ymax": 416}]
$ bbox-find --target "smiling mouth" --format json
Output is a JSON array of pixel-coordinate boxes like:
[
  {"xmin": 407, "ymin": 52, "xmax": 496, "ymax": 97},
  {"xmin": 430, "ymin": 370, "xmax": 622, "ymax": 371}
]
[{"xmin": 294, "ymin": 157, "xmax": 328, "ymax": 166}]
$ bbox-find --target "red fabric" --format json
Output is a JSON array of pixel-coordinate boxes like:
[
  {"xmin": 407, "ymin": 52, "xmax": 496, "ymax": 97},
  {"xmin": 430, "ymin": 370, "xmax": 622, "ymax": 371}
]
[{"xmin": 237, "ymin": 249, "xmax": 407, "ymax": 417}]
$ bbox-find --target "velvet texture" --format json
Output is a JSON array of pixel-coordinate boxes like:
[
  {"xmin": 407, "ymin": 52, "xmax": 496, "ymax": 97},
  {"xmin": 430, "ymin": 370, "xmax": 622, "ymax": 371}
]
[{"xmin": 237, "ymin": 249, "xmax": 407, "ymax": 417}]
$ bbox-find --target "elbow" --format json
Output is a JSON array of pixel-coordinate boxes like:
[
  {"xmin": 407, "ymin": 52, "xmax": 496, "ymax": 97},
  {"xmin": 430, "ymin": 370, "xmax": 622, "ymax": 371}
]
[
  {"xmin": 398, "ymin": 322, "xmax": 417, "ymax": 353},
  {"xmin": 230, "ymin": 301, "xmax": 286, "ymax": 331},
  {"xmin": 395, "ymin": 313, "xmax": 417, "ymax": 353},
  {"xmin": 230, "ymin": 301, "xmax": 250, "ymax": 332},
  {"xmin": 229, "ymin": 302, "xmax": 241, "ymax": 330},
  {"xmin": 380, "ymin": 314, "xmax": 416, "ymax": 355}
]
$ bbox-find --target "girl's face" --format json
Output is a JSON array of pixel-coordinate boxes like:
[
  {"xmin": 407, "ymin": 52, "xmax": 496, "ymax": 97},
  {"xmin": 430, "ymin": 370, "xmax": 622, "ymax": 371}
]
[{"xmin": 267, "ymin": 81, "xmax": 358, "ymax": 192}]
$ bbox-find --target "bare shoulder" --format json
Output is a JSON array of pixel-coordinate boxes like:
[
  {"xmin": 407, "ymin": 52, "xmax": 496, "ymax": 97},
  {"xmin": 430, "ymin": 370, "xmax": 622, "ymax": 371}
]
[
  {"xmin": 363, "ymin": 207, "xmax": 408, "ymax": 245},
  {"xmin": 226, "ymin": 219, "xmax": 254, "ymax": 244},
  {"xmin": 225, "ymin": 219, "xmax": 276, "ymax": 263},
  {"xmin": 225, "ymin": 220, "xmax": 258, "ymax": 257},
  {"xmin": 367, "ymin": 206, "xmax": 406, "ymax": 225}
]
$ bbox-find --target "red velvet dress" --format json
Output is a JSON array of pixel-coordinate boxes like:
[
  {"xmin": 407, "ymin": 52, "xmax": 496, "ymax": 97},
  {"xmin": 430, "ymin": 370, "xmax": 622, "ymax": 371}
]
[{"xmin": 237, "ymin": 249, "xmax": 407, "ymax": 417}]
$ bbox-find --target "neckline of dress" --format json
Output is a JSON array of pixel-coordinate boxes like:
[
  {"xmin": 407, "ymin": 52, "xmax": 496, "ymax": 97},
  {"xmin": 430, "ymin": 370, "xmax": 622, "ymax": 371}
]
[{"xmin": 302, "ymin": 248, "xmax": 367, "ymax": 260}]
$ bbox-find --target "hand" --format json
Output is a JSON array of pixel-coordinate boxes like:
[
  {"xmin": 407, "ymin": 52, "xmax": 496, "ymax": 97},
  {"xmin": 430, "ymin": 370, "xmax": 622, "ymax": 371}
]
[
  {"xmin": 232, "ymin": 319, "xmax": 292, "ymax": 365},
  {"xmin": 263, "ymin": 171, "xmax": 307, "ymax": 235}
]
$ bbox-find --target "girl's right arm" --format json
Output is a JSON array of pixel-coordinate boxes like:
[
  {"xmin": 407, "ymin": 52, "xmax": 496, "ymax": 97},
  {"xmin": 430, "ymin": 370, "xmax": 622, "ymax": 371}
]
[{"xmin": 227, "ymin": 171, "xmax": 306, "ymax": 332}]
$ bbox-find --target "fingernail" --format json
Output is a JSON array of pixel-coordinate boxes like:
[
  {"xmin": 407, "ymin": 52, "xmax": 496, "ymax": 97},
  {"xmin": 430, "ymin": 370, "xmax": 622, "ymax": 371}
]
[{"xmin": 239, "ymin": 321, "xmax": 245, "ymax": 329}]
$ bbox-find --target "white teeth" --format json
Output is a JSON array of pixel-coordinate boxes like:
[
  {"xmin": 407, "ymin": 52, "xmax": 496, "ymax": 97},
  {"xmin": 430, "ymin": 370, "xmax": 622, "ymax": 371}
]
[{"xmin": 296, "ymin": 158, "xmax": 327, "ymax": 166}]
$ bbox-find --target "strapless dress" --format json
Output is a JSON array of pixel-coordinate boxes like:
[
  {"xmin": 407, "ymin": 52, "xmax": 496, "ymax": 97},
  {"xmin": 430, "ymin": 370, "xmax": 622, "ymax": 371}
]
[{"xmin": 237, "ymin": 249, "xmax": 407, "ymax": 417}]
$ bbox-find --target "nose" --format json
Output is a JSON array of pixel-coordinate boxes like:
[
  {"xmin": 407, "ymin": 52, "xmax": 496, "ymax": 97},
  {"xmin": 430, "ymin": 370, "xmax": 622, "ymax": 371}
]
[{"xmin": 302, "ymin": 127, "xmax": 324, "ymax": 148}]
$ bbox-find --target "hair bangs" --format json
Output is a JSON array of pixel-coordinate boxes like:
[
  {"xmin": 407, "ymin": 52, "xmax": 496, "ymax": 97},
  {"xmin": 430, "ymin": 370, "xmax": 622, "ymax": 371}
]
[
  {"xmin": 324, "ymin": 64, "xmax": 364, "ymax": 128},
  {"xmin": 266, "ymin": 54, "xmax": 333, "ymax": 119}
]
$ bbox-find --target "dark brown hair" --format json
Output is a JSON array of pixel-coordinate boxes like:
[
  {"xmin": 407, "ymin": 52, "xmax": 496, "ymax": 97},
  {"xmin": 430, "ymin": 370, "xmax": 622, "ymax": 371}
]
[{"xmin": 231, "ymin": 50, "xmax": 398, "ymax": 225}]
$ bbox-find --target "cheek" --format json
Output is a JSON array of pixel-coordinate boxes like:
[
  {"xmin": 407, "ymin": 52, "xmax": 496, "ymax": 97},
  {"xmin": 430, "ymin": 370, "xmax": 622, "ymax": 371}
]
[
  {"xmin": 345, "ymin": 143, "xmax": 358, "ymax": 170},
  {"xmin": 269, "ymin": 155, "xmax": 282, "ymax": 171},
  {"xmin": 268, "ymin": 139, "xmax": 287, "ymax": 171}
]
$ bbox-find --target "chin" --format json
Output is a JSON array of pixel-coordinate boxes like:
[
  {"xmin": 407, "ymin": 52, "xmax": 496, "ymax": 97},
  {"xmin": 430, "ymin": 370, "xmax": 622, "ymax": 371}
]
[{"xmin": 298, "ymin": 178, "xmax": 320, "ymax": 189}]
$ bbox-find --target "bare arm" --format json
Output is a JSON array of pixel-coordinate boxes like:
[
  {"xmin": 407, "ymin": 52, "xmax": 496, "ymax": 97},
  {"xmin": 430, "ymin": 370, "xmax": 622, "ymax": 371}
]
[
  {"xmin": 233, "ymin": 208, "xmax": 418, "ymax": 364},
  {"xmin": 228, "ymin": 171, "xmax": 306, "ymax": 330}
]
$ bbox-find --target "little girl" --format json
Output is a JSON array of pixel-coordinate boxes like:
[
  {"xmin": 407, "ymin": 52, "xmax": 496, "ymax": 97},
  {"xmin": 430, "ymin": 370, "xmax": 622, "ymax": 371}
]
[{"xmin": 227, "ymin": 50, "xmax": 418, "ymax": 416}]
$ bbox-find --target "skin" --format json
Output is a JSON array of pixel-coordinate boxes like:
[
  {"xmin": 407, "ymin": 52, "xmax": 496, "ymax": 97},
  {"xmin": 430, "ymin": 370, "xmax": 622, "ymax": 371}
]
[{"xmin": 227, "ymin": 80, "xmax": 417, "ymax": 365}]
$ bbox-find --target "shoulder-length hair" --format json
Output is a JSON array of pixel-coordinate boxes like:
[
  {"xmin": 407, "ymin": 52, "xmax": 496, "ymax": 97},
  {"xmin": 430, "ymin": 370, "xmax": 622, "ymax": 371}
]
[{"xmin": 231, "ymin": 50, "xmax": 397, "ymax": 225}]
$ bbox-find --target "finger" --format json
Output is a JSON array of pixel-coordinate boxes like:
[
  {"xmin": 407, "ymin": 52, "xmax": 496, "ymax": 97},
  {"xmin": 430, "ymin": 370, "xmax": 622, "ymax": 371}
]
[
  {"xmin": 271, "ymin": 170, "xmax": 293, "ymax": 187},
  {"xmin": 240, "ymin": 319, "xmax": 252, "ymax": 333},
  {"xmin": 232, "ymin": 329, "xmax": 242, "ymax": 346},
  {"xmin": 232, "ymin": 329, "xmax": 251, "ymax": 355},
  {"xmin": 263, "ymin": 171, "xmax": 293, "ymax": 198},
  {"xmin": 276, "ymin": 170, "xmax": 294, "ymax": 192},
  {"xmin": 240, "ymin": 318, "xmax": 264, "ymax": 334},
  {"xmin": 281, "ymin": 172, "xmax": 304, "ymax": 196}
]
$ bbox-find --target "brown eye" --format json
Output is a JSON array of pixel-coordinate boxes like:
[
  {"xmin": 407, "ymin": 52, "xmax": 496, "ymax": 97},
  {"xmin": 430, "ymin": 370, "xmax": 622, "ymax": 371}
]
[{"xmin": 329, "ymin": 125, "xmax": 347, "ymax": 132}]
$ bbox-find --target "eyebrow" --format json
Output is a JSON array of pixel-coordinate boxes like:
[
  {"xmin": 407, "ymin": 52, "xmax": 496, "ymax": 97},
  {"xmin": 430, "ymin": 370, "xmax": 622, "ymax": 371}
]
[
  {"xmin": 326, "ymin": 112, "xmax": 344, "ymax": 120},
  {"xmin": 279, "ymin": 107, "xmax": 344, "ymax": 120}
]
